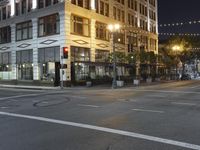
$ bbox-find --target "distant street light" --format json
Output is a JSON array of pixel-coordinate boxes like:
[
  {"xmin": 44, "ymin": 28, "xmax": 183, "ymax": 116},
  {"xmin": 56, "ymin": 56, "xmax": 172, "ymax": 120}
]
[{"xmin": 108, "ymin": 24, "xmax": 121, "ymax": 89}]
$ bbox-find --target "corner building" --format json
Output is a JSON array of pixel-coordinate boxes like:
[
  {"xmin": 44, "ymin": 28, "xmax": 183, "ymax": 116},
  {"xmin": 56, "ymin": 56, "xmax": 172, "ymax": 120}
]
[{"xmin": 0, "ymin": 0, "xmax": 158, "ymax": 86}]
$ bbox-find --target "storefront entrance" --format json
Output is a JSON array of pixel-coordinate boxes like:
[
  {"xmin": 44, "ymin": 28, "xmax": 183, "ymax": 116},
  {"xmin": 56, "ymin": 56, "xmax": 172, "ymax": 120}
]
[
  {"xmin": 38, "ymin": 46, "xmax": 60, "ymax": 86},
  {"xmin": 54, "ymin": 62, "xmax": 60, "ymax": 86}
]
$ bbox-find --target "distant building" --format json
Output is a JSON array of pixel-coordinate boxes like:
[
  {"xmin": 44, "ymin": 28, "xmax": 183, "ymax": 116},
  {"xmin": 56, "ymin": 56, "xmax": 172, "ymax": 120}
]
[{"xmin": 0, "ymin": 0, "xmax": 158, "ymax": 86}]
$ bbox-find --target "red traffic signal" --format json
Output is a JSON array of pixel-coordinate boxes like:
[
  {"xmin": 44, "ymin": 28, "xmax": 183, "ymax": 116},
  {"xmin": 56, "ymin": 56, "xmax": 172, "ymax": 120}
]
[{"xmin": 63, "ymin": 47, "xmax": 68, "ymax": 59}]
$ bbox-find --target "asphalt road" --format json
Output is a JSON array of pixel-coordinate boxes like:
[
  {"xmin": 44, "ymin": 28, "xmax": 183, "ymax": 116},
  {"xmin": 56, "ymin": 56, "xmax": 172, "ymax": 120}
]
[{"xmin": 0, "ymin": 80, "xmax": 200, "ymax": 150}]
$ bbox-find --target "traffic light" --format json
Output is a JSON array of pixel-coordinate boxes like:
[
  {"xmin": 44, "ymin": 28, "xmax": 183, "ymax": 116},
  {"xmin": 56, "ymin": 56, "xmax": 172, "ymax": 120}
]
[{"xmin": 63, "ymin": 47, "xmax": 68, "ymax": 59}]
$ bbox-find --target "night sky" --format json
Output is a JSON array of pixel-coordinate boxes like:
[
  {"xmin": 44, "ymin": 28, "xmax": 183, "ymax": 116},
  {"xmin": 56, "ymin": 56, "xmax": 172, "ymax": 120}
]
[{"xmin": 158, "ymin": 0, "xmax": 200, "ymax": 37}]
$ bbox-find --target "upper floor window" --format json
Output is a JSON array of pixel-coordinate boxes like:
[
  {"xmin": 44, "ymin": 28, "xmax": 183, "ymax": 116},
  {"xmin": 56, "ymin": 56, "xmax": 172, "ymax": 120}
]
[
  {"xmin": 0, "ymin": 26, "xmax": 11, "ymax": 44},
  {"xmin": 7, "ymin": 5, "xmax": 11, "ymax": 18},
  {"xmin": 140, "ymin": 3, "xmax": 147, "ymax": 16},
  {"xmin": 45, "ymin": 0, "xmax": 51, "ymax": 7},
  {"xmin": 15, "ymin": 3, "xmax": 20, "ymax": 16},
  {"xmin": 16, "ymin": 21, "xmax": 33, "ymax": 41},
  {"xmin": 28, "ymin": 0, "xmax": 32, "ymax": 12},
  {"xmin": 149, "ymin": 10, "xmax": 156, "ymax": 21},
  {"xmin": 140, "ymin": 19, "xmax": 148, "ymax": 31},
  {"xmin": 71, "ymin": 14, "xmax": 90, "ymax": 36},
  {"xmin": 38, "ymin": 0, "xmax": 58, "ymax": 9},
  {"xmin": 149, "ymin": 0, "xmax": 156, "ymax": 7},
  {"xmin": 53, "ymin": 0, "xmax": 58, "ymax": 4},
  {"xmin": 2, "ymin": 7, "xmax": 6, "ymax": 20},
  {"xmin": 21, "ymin": 0, "xmax": 26, "ymax": 14},
  {"xmin": 115, "ymin": 0, "xmax": 124, "ymax": 5},
  {"xmin": 128, "ymin": 13, "xmax": 138, "ymax": 27},
  {"xmin": 96, "ymin": 0, "xmax": 109, "ymax": 17},
  {"xmin": 38, "ymin": 0, "xmax": 44, "ymax": 8},
  {"xmin": 38, "ymin": 13, "xmax": 60, "ymax": 37},
  {"xmin": 113, "ymin": 7, "xmax": 124, "ymax": 22},
  {"xmin": 96, "ymin": 22, "xmax": 109, "ymax": 41},
  {"xmin": 0, "ymin": 9, "xmax": 1, "ymax": 21},
  {"xmin": 71, "ymin": 0, "xmax": 90, "ymax": 9},
  {"xmin": 128, "ymin": 0, "xmax": 137, "ymax": 11}
]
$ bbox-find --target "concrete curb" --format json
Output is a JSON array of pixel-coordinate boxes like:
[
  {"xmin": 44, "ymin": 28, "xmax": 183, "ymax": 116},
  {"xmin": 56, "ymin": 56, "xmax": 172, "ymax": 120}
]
[
  {"xmin": 0, "ymin": 80, "xmax": 178, "ymax": 90},
  {"xmin": 0, "ymin": 84, "xmax": 60, "ymax": 90}
]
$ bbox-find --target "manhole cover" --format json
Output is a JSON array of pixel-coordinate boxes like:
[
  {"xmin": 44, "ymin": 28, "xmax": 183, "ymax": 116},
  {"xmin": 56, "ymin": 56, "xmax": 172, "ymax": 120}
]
[
  {"xmin": 33, "ymin": 98, "xmax": 70, "ymax": 107},
  {"xmin": 0, "ymin": 103, "xmax": 19, "ymax": 109}
]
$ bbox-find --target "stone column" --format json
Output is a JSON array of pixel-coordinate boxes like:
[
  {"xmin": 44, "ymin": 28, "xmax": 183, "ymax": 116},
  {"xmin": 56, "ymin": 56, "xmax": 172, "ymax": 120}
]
[
  {"xmin": 32, "ymin": 18, "xmax": 39, "ymax": 81},
  {"xmin": 11, "ymin": 24, "xmax": 17, "ymax": 80},
  {"xmin": 90, "ymin": 19, "xmax": 96, "ymax": 62}
]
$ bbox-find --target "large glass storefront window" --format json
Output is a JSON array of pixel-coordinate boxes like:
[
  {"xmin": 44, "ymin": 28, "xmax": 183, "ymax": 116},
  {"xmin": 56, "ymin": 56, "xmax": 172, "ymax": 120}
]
[
  {"xmin": 71, "ymin": 46, "xmax": 90, "ymax": 80},
  {"xmin": 16, "ymin": 50, "xmax": 33, "ymax": 80},
  {"xmin": 71, "ymin": 46, "xmax": 90, "ymax": 62},
  {"xmin": 38, "ymin": 62, "xmax": 55, "ymax": 81},
  {"xmin": 74, "ymin": 63, "xmax": 89, "ymax": 80},
  {"xmin": 0, "ymin": 52, "xmax": 11, "ymax": 71},
  {"xmin": 38, "ymin": 47, "xmax": 60, "ymax": 82},
  {"xmin": 95, "ymin": 49, "xmax": 109, "ymax": 62},
  {"xmin": 17, "ymin": 63, "xmax": 33, "ymax": 80}
]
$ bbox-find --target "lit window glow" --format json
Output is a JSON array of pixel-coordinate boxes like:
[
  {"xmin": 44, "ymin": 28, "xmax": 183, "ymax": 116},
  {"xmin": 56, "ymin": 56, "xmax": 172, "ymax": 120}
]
[
  {"xmin": 91, "ymin": 0, "xmax": 95, "ymax": 10},
  {"xmin": 32, "ymin": 0, "xmax": 37, "ymax": 9},
  {"xmin": 10, "ymin": 0, "xmax": 15, "ymax": 16}
]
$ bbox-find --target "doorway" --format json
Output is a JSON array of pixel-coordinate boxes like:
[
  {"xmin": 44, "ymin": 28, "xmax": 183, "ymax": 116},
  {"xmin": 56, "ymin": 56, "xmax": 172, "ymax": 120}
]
[{"xmin": 54, "ymin": 62, "xmax": 60, "ymax": 86}]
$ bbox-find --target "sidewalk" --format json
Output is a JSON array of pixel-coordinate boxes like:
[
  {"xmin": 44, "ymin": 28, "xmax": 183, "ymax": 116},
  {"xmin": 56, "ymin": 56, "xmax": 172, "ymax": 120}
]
[
  {"xmin": 0, "ymin": 84, "xmax": 61, "ymax": 90},
  {"xmin": 0, "ymin": 80, "xmax": 177, "ymax": 90}
]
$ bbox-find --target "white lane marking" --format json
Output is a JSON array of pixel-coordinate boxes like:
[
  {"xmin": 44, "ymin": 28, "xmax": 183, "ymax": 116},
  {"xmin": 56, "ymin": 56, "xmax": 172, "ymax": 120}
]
[
  {"xmin": 118, "ymin": 99, "xmax": 126, "ymax": 101},
  {"xmin": 147, "ymin": 95, "xmax": 167, "ymax": 98},
  {"xmin": 69, "ymin": 96, "xmax": 86, "ymax": 99},
  {"xmin": 171, "ymin": 102, "xmax": 197, "ymax": 106},
  {"xmin": 133, "ymin": 89, "xmax": 200, "ymax": 94},
  {"xmin": 41, "ymin": 101, "xmax": 49, "ymax": 104},
  {"xmin": 0, "ymin": 93, "xmax": 43, "ymax": 101},
  {"xmin": 132, "ymin": 109, "xmax": 164, "ymax": 114},
  {"xmin": 78, "ymin": 104, "xmax": 100, "ymax": 108},
  {"xmin": 0, "ymin": 91, "xmax": 75, "ymax": 101},
  {"xmin": 190, "ymin": 85, "xmax": 200, "ymax": 89},
  {"xmin": 0, "ymin": 111, "xmax": 200, "ymax": 150},
  {"xmin": 0, "ymin": 107, "xmax": 9, "ymax": 109}
]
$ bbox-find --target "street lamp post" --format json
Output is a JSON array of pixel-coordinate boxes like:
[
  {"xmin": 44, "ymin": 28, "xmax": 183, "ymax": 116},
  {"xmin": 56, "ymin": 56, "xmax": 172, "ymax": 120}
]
[
  {"xmin": 172, "ymin": 45, "xmax": 180, "ymax": 80},
  {"xmin": 108, "ymin": 24, "xmax": 120, "ymax": 89}
]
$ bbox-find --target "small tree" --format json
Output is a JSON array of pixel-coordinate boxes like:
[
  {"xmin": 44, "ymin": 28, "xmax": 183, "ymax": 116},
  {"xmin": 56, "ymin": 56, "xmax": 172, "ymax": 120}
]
[{"xmin": 108, "ymin": 52, "xmax": 126, "ymax": 80}]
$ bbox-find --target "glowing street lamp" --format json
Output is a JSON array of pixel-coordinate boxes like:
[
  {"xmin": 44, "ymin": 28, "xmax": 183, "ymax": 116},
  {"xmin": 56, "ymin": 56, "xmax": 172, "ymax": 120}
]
[
  {"xmin": 108, "ymin": 24, "xmax": 121, "ymax": 89},
  {"xmin": 172, "ymin": 45, "xmax": 180, "ymax": 51}
]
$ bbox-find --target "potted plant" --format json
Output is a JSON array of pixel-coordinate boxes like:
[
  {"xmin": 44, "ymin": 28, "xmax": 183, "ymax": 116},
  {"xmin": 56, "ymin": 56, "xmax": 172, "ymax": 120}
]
[
  {"xmin": 116, "ymin": 65, "xmax": 124, "ymax": 87},
  {"xmin": 86, "ymin": 76, "xmax": 92, "ymax": 87},
  {"xmin": 133, "ymin": 75, "xmax": 140, "ymax": 86},
  {"xmin": 146, "ymin": 74, "xmax": 152, "ymax": 83},
  {"xmin": 155, "ymin": 74, "xmax": 161, "ymax": 82},
  {"xmin": 108, "ymin": 52, "xmax": 125, "ymax": 87}
]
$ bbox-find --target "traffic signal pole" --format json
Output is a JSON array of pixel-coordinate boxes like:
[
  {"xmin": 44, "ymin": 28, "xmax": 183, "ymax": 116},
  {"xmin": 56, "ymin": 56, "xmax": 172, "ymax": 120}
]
[
  {"xmin": 60, "ymin": 47, "xmax": 68, "ymax": 89},
  {"xmin": 60, "ymin": 56, "xmax": 64, "ymax": 90}
]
